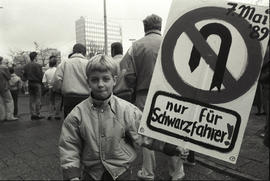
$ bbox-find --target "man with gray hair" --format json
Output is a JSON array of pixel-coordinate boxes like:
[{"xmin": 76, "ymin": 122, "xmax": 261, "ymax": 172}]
[{"xmin": 114, "ymin": 14, "xmax": 186, "ymax": 180}]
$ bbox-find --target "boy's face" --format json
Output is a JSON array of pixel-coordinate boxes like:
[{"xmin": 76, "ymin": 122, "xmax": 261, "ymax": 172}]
[{"xmin": 88, "ymin": 70, "xmax": 116, "ymax": 100}]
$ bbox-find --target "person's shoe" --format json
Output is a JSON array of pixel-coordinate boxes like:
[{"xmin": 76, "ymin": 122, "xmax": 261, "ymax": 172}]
[
  {"xmin": 36, "ymin": 115, "xmax": 45, "ymax": 120},
  {"xmin": 183, "ymin": 157, "xmax": 196, "ymax": 166},
  {"xmin": 6, "ymin": 117, "xmax": 19, "ymax": 121},
  {"xmin": 31, "ymin": 115, "xmax": 38, "ymax": 120},
  {"xmin": 169, "ymin": 174, "xmax": 185, "ymax": 181},
  {"xmin": 255, "ymin": 112, "xmax": 266, "ymax": 116},
  {"xmin": 184, "ymin": 160, "xmax": 196, "ymax": 166},
  {"xmin": 260, "ymin": 132, "xmax": 265, "ymax": 138},
  {"xmin": 47, "ymin": 116, "xmax": 52, "ymax": 120},
  {"xmin": 54, "ymin": 116, "xmax": 61, "ymax": 120},
  {"xmin": 137, "ymin": 170, "xmax": 154, "ymax": 180}
]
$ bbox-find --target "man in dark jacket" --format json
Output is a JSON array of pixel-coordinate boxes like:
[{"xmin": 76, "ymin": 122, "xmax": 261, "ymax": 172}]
[
  {"xmin": 0, "ymin": 56, "xmax": 18, "ymax": 121},
  {"xmin": 23, "ymin": 52, "xmax": 44, "ymax": 120}
]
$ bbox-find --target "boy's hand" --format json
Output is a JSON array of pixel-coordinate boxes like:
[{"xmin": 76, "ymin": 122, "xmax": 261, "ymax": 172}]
[
  {"xmin": 163, "ymin": 143, "xmax": 190, "ymax": 157},
  {"xmin": 177, "ymin": 146, "xmax": 189, "ymax": 159},
  {"xmin": 70, "ymin": 177, "xmax": 79, "ymax": 181}
]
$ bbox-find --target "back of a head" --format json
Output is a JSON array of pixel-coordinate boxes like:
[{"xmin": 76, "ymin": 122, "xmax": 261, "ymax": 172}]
[
  {"xmin": 29, "ymin": 52, "xmax": 38, "ymax": 61},
  {"xmin": 86, "ymin": 54, "xmax": 117, "ymax": 78},
  {"xmin": 72, "ymin": 43, "xmax": 86, "ymax": 56},
  {"xmin": 111, "ymin": 42, "xmax": 123, "ymax": 57},
  {"xmin": 49, "ymin": 55, "xmax": 57, "ymax": 67},
  {"xmin": 9, "ymin": 67, "xmax": 14, "ymax": 74},
  {"xmin": 143, "ymin": 14, "xmax": 162, "ymax": 33}
]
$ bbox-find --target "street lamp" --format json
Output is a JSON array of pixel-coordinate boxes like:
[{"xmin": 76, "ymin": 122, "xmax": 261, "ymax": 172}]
[{"xmin": 103, "ymin": 0, "xmax": 108, "ymax": 55}]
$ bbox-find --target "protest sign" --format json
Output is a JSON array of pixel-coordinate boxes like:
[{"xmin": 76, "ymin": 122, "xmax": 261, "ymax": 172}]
[{"xmin": 138, "ymin": 0, "xmax": 269, "ymax": 163}]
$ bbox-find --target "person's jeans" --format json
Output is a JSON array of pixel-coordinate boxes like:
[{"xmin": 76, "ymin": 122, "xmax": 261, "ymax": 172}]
[
  {"xmin": 10, "ymin": 89, "xmax": 19, "ymax": 116},
  {"xmin": 0, "ymin": 96, "xmax": 6, "ymax": 120},
  {"xmin": 28, "ymin": 83, "xmax": 42, "ymax": 116},
  {"xmin": 139, "ymin": 148, "xmax": 185, "ymax": 180},
  {"xmin": 48, "ymin": 89, "xmax": 61, "ymax": 117},
  {"xmin": 0, "ymin": 90, "xmax": 15, "ymax": 119},
  {"xmin": 140, "ymin": 148, "xmax": 156, "ymax": 180}
]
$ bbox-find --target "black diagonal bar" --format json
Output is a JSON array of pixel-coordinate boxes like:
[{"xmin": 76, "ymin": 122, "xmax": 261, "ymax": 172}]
[{"xmin": 186, "ymin": 23, "xmax": 235, "ymax": 90}]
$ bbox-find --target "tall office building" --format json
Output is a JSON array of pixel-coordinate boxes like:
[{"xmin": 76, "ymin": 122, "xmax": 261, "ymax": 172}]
[{"xmin": 75, "ymin": 16, "xmax": 122, "ymax": 57}]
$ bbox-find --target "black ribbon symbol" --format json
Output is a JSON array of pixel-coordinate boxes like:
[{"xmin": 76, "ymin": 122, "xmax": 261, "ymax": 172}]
[{"xmin": 188, "ymin": 23, "xmax": 232, "ymax": 91}]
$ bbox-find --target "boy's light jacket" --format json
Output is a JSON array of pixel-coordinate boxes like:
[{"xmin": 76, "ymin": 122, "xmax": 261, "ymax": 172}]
[{"xmin": 59, "ymin": 95, "xmax": 165, "ymax": 180}]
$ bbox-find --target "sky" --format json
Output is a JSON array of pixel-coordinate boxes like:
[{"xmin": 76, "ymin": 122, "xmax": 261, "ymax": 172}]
[
  {"xmin": 0, "ymin": 0, "xmax": 268, "ymax": 61},
  {"xmin": 0, "ymin": 0, "xmax": 172, "ymax": 60}
]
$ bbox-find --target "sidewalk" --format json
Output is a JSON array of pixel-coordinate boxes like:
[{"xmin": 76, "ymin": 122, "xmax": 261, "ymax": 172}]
[{"xmin": 196, "ymin": 107, "xmax": 269, "ymax": 180}]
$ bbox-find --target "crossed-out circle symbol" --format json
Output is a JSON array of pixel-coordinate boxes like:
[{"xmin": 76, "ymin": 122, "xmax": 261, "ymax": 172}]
[{"xmin": 161, "ymin": 7, "xmax": 262, "ymax": 104}]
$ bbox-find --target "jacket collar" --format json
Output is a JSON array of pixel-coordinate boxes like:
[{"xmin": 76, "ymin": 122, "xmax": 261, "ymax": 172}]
[
  {"xmin": 88, "ymin": 93, "xmax": 116, "ymax": 113},
  {"xmin": 145, "ymin": 29, "xmax": 161, "ymax": 36},
  {"xmin": 70, "ymin": 53, "xmax": 85, "ymax": 59},
  {"xmin": 113, "ymin": 54, "xmax": 123, "ymax": 59}
]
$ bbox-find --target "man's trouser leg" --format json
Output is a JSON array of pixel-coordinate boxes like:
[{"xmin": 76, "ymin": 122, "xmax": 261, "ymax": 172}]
[
  {"xmin": 138, "ymin": 148, "xmax": 155, "ymax": 180},
  {"xmin": 35, "ymin": 84, "xmax": 42, "ymax": 116},
  {"xmin": 10, "ymin": 90, "xmax": 18, "ymax": 116},
  {"xmin": 0, "ymin": 95, "xmax": 6, "ymax": 120},
  {"xmin": 29, "ymin": 83, "xmax": 42, "ymax": 116},
  {"xmin": 168, "ymin": 156, "xmax": 185, "ymax": 180},
  {"xmin": 2, "ymin": 90, "xmax": 15, "ymax": 119},
  {"xmin": 54, "ymin": 92, "xmax": 62, "ymax": 117},
  {"xmin": 29, "ymin": 93, "xmax": 36, "ymax": 116},
  {"xmin": 48, "ymin": 89, "xmax": 55, "ymax": 117}
]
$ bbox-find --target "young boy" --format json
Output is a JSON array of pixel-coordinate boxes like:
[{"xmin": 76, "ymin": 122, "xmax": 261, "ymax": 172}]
[
  {"xmin": 59, "ymin": 54, "xmax": 186, "ymax": 181},
  {"xmin": 42, "ymin": 55, "xmax": 61, "ymax": 120}
]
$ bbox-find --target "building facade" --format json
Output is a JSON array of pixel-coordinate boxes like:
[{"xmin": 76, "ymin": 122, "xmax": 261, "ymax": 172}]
[{"xmin": 75, "ymin": 16, "xmax": 122, "ymax": 57}]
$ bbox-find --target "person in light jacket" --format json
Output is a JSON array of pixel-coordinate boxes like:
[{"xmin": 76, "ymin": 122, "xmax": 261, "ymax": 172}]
[
  {"xmin": 53, "ymin": 43, "xmax": 90, "ymax": 118},
  {"xmin": 59, "ymin": 54, "xmax": 186, "ymax": 181}
]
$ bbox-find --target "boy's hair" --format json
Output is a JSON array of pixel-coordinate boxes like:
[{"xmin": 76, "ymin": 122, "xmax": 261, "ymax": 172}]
[
  {"xmin": 49, "ymin": 55, "xmax": 57, "ymax": 67},
  {"xmin": 72, "ymin": 43, "xmax": 86, "ymax": 56},
  {"xmin": 111, "ymin": 42, "xmax": 123, "ymax": 57},
  {"xmin": 143, "ymin": 14, "xmax": 162, "ymax": 33},
  {"xmin": 9, "ymin": 67, "xmax": 15, "ymax": 74},
  {"xmin": 29, "ymin": 52, "xmax": 38, "ymax": 61},
  {"xmin": 86, "ymin": 54, "xmax": 117, "ymax": 78}
]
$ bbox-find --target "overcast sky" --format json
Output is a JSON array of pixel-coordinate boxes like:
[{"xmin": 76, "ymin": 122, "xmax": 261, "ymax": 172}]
[
  {"xmin": 0, "ymin": 0, "xmax": 268, "ymax": 61},
  {"xmin": 0, "ymin": 0, "xmax": 172, "ymax": 60}
]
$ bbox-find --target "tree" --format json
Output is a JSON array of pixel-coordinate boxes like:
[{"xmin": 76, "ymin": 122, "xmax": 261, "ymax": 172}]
[
  {"xmin": 33, "ymin": 42, "xmax": 61, "ymax": 66},
  {"xmin": 8, "ymin": 49, "xmax": 30, "ymax": 67}
]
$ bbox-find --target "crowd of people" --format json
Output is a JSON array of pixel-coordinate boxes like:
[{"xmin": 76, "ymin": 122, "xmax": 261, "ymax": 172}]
[{"xmin": 0, "ymin": 13, "xmax": 269, "ymax": 181}]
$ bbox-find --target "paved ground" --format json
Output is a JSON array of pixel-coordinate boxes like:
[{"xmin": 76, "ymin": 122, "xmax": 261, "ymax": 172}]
[
  {"xmin": 0, "ymin": 94, "xmax": 268, "ymax": 180},
  {"xmin": 196, "ymin": 107, "xmax": 269, "ymax": 180}
]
